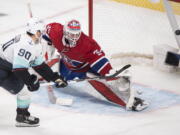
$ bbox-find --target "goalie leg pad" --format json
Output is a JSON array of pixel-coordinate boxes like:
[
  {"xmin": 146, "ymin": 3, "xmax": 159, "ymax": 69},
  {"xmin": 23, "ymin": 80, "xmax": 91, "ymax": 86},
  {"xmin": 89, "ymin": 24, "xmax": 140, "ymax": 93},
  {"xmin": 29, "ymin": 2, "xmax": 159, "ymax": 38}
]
[
  {"xmin": 89, "ymin": 77, "xmax": 149, "ymax": 111},
  {"xmin": 88, "ymin": 80, "xmax": 126, "ymax": 107}
]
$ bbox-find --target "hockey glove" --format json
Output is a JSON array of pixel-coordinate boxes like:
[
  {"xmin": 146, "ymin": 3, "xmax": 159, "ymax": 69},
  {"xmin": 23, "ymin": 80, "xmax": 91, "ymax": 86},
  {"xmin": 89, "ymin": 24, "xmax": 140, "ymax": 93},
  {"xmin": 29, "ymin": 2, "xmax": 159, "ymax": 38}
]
[
  {"xmin": 53, "ymin": 73, "xmax": 68, "ymax": 88},
  {"xmin": 54, "ymin": 78, "xmax": 68, "ymax": 88},
  {"xmin": 27, "ymin": 74, "xmax": 40, "ymax": 92}
]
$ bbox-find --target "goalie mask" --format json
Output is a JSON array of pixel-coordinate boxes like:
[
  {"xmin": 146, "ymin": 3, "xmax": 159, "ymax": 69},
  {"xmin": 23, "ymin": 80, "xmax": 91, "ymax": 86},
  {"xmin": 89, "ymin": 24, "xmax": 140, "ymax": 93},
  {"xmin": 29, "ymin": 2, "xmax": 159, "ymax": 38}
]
[{"xmin": 63, "ymin": 19, "xmax": 81, "ymax": 48}]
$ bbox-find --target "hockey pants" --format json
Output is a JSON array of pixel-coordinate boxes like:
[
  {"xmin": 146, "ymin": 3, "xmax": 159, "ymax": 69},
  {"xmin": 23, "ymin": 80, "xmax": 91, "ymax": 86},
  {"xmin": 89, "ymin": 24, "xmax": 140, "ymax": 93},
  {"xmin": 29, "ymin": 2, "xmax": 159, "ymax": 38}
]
[{"xmin": 0, "ymin": 57, "xmax": 24, "ymax": 94}]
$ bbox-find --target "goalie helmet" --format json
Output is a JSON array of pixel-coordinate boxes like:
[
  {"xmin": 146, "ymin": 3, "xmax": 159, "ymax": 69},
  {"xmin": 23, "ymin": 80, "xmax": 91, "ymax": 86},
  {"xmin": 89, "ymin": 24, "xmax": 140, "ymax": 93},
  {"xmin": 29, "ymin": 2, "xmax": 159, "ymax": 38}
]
[
  {"xmin": 26, "ymin": 17, "xmax": 45, "ymax": 35},
  {"xmin": 63, "ymin": 19, "xmax": 81, "ymax": 47}
]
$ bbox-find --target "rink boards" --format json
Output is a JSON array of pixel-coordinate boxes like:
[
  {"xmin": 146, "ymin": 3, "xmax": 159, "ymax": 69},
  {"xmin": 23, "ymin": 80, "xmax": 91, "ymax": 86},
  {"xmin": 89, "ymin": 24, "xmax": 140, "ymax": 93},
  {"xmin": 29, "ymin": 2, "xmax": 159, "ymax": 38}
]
[{"xmin": 32, "ymin": 81, "xmax": 180, "ymax": 115}]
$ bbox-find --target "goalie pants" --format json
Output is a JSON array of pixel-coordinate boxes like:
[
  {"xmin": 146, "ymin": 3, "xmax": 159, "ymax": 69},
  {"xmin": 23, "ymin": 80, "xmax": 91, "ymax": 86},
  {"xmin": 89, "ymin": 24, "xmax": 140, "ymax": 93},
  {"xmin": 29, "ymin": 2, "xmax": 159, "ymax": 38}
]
[
  {"xmin": 0, "ymin": 57, "xmax": 24, "ymax": 94},
  {"xmin": 59, "ymin": 61, "xmax": 99, "ymax": 80}
]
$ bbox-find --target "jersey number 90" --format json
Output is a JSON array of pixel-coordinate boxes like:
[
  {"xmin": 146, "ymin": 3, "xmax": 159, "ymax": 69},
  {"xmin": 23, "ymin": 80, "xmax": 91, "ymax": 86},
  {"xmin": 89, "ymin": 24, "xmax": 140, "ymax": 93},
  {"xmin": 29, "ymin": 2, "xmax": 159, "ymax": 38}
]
[{"xmin": 18, "ymin": 49, "xmax": 32, "ymax": 60}]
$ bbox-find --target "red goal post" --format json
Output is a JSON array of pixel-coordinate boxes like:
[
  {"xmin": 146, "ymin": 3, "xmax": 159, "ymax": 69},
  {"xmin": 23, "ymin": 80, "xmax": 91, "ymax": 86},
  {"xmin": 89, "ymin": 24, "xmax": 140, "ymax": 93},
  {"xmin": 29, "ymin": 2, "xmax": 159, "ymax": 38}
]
[{"xmin": 88, "ymin": 0, "xmax": 93, "ymax": 39}]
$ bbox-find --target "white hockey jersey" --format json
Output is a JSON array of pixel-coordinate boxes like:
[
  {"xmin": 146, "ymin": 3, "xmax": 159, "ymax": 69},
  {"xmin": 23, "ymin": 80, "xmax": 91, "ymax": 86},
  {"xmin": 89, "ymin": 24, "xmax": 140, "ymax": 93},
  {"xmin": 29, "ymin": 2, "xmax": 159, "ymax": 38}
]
[{"xmin": 0, "ymin": 34, "xmax": 44, "ymax": 70}]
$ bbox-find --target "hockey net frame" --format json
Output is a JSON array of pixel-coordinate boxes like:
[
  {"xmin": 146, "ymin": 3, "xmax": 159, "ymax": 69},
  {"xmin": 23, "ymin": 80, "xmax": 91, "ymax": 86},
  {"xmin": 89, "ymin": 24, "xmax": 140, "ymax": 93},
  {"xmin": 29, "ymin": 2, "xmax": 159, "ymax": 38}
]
[{"xmin": 88, "ymin": 0, "xmax": 154, "ymax": 66}]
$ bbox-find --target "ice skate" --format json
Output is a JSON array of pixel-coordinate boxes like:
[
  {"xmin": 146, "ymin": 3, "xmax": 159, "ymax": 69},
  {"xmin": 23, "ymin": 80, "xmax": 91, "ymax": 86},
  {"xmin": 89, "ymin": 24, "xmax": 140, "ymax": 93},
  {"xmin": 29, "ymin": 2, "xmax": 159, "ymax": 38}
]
[
  {"xmin": 130, "ymin": 97, "xmax": 149, "ymax": 111},
  {"xmin": 15, "ymin": 108, "xmax": 40, "ymax": 127}
]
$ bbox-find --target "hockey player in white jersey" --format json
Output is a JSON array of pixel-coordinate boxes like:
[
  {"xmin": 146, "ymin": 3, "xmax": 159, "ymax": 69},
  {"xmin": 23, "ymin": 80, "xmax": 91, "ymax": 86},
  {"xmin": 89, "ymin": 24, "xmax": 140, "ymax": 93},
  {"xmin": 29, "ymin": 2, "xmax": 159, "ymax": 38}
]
[{"xmin": 0, "ymin": 18, "xmax": 67, "ymax": 127}]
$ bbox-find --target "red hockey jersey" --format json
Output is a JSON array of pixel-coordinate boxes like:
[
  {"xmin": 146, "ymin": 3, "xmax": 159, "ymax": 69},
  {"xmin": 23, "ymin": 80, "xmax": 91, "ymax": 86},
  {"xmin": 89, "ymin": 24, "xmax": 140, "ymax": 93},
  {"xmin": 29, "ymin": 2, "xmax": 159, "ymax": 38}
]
[{"xmin": 45, "ymin": 23, "xmax": 112, "ymax": 75}]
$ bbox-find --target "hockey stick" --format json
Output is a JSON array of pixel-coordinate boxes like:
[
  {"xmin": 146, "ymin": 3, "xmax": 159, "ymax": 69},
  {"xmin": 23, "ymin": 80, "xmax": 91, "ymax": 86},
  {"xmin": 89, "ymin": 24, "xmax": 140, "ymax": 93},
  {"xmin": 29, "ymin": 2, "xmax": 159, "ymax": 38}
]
[
  {"xmin": 43, "ymin": 77, "xmax": 73, "ymax": 106},
  {"xmin": 27, "ymin": 3, "xmax": 72, "ymax": 106},
  {"xmin": 72, "ymin": 64, "xmax": 131, "ymax": 82},
  {"xmin": 27, "ymin": 2, "xmax": 33, "ymax": 18},
  {"xmin": 46, "ymin": 85, "xmax": 73, "ymax": 106},
  {"xmin": 87, "ymin": 64, "xmax": 131, "ymax": 79},
  {"xmin": 40, "ymin": 64, "xmax": 131, "ymax": 106},
  {"xmin": 40, "ymin": 64, "xmax": 131, "ymax": 86}
]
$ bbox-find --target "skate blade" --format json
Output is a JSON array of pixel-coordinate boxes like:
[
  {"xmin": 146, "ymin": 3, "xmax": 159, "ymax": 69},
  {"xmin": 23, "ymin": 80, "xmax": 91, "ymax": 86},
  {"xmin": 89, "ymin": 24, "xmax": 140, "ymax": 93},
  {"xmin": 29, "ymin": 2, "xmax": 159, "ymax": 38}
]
[
  {"xmin": 15, "ymin": 122, "xmax": 40, "ymax": 127},
  {"xmin": 136, "ymin": 103, "xmax": 149, "ymax": 111}
]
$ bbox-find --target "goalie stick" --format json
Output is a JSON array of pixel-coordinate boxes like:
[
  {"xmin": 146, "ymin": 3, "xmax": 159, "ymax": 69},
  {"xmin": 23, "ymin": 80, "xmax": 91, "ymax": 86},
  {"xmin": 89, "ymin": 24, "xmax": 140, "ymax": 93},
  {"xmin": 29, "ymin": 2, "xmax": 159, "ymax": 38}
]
[
  {"xmin": 77, "ymin": 64, "xmax": 131, "ymax": 81},
  {"xmin": 40, "ymin": 64, "xmax": 131, "ymax": 86}
]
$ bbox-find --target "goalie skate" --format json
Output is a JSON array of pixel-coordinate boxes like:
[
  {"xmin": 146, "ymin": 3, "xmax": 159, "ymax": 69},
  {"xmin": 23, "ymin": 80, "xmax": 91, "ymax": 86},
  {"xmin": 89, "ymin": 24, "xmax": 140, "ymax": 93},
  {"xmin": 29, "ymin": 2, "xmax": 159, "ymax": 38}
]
[
  {"xmin": 125, "ymin": 85, "xmax": 149, "ymax": 111},
  {"xmin": 15, "ymin": 114, "xmax": 40, "ymax": 127},
  {"xmin": 128, "ymin": 97, "xmax": 149, "ymax": 111}
]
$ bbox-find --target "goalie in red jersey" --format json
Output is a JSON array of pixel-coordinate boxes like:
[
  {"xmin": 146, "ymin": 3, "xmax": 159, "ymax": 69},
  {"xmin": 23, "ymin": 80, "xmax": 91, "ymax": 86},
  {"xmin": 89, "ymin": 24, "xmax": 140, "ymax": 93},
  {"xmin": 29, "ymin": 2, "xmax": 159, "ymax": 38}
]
[
  {"xmin": 44, "ymin": 20, "xmax": 112, "ymax": 79},
  {"xmin": 42, "ymin": 19, "xmax": 149, "ymax": 111}
]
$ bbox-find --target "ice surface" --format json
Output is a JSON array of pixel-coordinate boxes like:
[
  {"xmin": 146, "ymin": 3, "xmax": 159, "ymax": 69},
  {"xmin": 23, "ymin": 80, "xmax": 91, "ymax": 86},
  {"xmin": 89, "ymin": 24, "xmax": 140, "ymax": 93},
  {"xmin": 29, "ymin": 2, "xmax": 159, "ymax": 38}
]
[{"xmin": 0, "ymin": 0, "xmax": 180, "ymax": 135}]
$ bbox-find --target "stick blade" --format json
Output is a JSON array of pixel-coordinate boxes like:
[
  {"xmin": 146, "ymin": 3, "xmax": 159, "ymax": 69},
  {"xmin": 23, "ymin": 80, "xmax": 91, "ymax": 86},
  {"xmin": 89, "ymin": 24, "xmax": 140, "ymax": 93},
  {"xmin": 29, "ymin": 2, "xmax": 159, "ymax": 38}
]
[{"xmin": 56, "ymin": 98, "xmax": 73, "ymax": 106}]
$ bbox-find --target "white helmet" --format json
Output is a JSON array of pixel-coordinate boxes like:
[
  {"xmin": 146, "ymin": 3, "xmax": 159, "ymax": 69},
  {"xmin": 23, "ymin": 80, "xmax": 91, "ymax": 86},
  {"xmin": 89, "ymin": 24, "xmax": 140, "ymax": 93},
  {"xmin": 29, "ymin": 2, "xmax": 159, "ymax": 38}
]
[
  {"xmin": 26, "ymin": 17, "xmax": 44, "ymax": 34},
  {"xmin": 63, "ymin": 19, "xmax": 81, "ymax": 47}
]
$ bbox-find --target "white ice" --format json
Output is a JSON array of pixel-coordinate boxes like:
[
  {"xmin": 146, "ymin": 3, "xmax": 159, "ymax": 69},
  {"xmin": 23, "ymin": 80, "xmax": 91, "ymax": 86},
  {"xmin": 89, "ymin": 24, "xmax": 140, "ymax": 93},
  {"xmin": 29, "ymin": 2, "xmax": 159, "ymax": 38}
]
[{"xmin": 0, "ymin": 0, "xmax": 180, "ymax": 135}]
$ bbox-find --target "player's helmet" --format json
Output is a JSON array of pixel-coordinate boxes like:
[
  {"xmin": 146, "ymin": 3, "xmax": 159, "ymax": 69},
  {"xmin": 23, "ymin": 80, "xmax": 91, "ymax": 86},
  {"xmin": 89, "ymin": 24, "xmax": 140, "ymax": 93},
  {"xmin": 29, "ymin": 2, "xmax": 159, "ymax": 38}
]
[
  {"xmin": 63, "ymin": 19, "xmax": 81, "ymax": 47},
  {"xmin": 26, "ymin": 17, "xmax": 45, "ymax": 35}
]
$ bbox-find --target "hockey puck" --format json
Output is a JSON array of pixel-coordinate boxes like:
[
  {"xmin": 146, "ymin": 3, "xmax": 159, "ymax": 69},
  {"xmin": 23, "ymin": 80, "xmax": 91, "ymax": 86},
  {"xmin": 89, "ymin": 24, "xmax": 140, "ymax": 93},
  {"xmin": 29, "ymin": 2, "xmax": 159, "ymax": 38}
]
[{"xmin": 175, "ymin": 30, "xmax": 180, "ymax": 35}]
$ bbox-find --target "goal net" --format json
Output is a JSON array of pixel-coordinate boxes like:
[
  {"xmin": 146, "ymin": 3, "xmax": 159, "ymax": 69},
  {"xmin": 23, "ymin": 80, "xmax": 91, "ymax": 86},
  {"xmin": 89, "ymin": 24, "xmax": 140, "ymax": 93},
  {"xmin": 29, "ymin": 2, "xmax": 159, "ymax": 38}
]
[{"xmin": 89, "ymin": 0, "xmax": 180, "ymax": 67}]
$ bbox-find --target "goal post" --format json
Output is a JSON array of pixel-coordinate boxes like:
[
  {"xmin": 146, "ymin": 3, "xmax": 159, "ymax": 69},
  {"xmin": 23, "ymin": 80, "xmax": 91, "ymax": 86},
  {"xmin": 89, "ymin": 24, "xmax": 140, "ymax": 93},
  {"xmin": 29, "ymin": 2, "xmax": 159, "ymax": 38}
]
[{"xmin": 89, "ymin": 0, "xmax": 93, "ymax": 39}]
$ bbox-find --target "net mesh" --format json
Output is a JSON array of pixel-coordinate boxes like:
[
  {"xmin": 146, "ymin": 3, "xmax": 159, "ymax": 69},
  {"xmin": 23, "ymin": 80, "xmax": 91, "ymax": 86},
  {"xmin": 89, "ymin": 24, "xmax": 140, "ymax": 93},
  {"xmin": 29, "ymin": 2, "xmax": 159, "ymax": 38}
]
[{"xmin": 92, "ymin": 0, "xmax": 180, "ymax": 66}]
